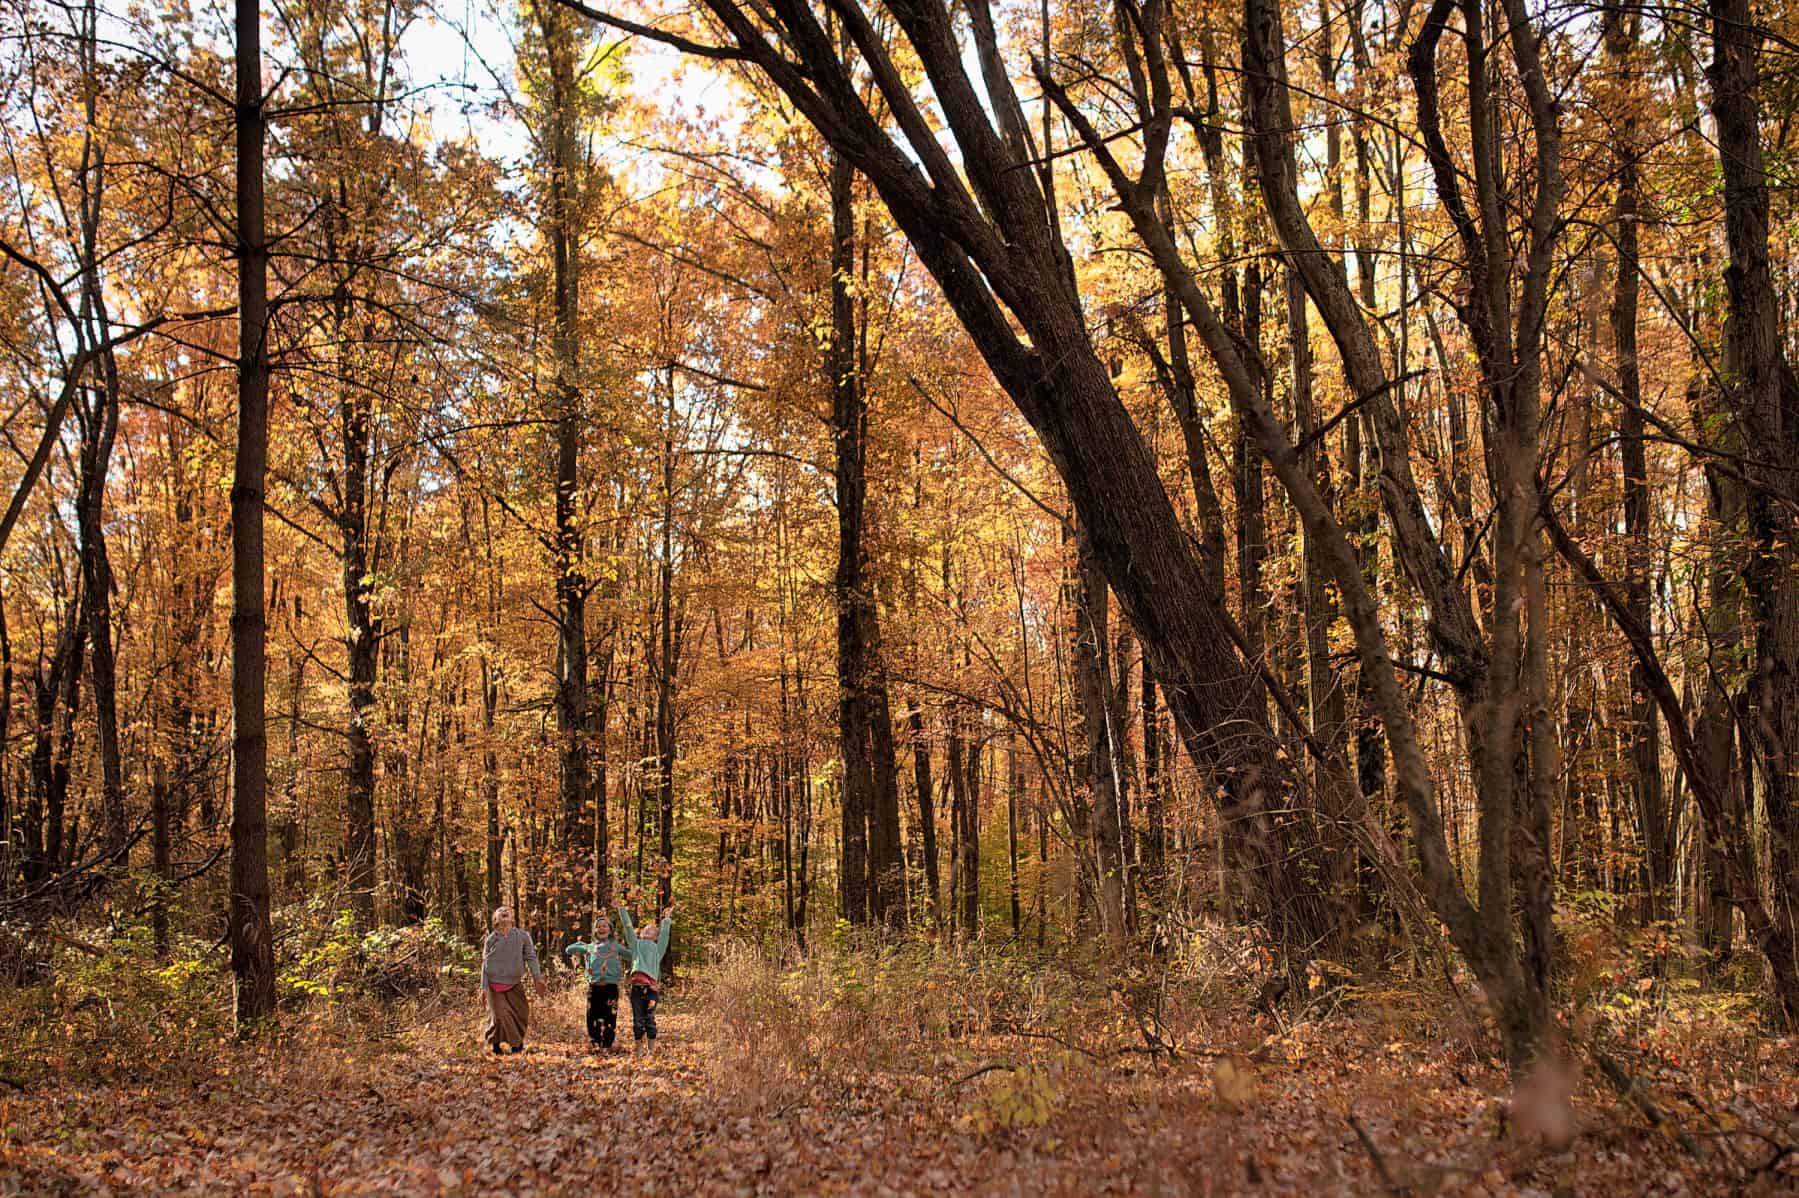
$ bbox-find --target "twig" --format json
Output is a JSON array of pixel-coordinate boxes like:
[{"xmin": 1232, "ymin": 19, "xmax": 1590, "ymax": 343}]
[
  {"xmin": 993, "ymin": 1021, "xmax": 1269, "ymax": 1063},
  {"xmin": 949, "ymin": 1062, "xmax": 1016, "ymax": 1087},
  {"xmin": 1585, "ymin": 1044, "xmax": 1703, "ymax": 1158},
  {"xmin": 992, "ymin": 1023, "xmax": 1108, "ymax": 1060},
  {"xmin": 1349, "ymin": 1115, "xmax": 1408, "ymax": 1195},
  {"xmin": 1676, "ymin": 1087, "xmax": 1744, "ymax": 1168},
  {"xmin": 44, "ymin": 929, "xmax": 105, "ymax": 957},
  {"xmin": 1689, "ymin": 1128, "xmax": 1799, "ymax": 1175}
]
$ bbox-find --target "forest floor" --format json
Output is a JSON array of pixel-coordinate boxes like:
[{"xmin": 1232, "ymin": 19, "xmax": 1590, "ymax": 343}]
[{"xmin": 3, "ymin": 972, "xmax": 1797, "ymax": 1197}]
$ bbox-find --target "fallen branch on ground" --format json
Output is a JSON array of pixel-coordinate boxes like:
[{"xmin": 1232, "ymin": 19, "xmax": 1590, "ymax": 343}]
[{"xmin": 1348, "ymin": 1115, "xmax": 1407, "ymax": 1195}]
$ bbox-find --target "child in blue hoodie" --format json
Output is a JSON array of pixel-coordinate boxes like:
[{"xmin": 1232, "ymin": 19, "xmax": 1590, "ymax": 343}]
[
  {"xmin": 617, "ymin": 891, "xmax": 674, "ymax": 1055},
  {"xmin": 564, "ymin": 913, "xmax": 631, "ymax": 1052}
]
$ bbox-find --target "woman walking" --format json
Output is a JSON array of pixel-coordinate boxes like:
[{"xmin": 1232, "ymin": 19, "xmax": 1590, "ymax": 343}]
[
  {"xmin": 480, "ymin": 906, "xmax": 546, "ymax": 1054},
  {"xmin": 617, "ymin": 892, "xmax": 674, "ymax": 1056}
]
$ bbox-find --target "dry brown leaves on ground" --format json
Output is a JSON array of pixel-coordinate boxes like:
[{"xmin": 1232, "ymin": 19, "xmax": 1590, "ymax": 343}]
[{"xmin": 2, "ymin": 985, "xmax": 1795, "ymax": 1196}]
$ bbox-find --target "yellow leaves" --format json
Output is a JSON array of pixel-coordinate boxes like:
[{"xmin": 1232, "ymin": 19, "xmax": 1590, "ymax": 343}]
[{"xmin": 963, "ymin": 1063, "xmax": 1059, "ymax": 1134}]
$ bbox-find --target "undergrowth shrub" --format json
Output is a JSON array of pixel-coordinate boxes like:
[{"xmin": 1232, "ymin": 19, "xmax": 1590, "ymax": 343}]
[
  {"xmin": 279, "ymin": 900, "xmax": 475, "ymax": 1007},
  {"xmin": 1557, "ymin": 890, "xmax": 1766, "ymax": 1065},
  {"xmin": 696, "ymin": 931, "xmax": 1092, "ymax": 1113},
  {"xmin": 0, "ymin": 899, "xmax": 482, "ymax": 1086},
  {"xmin": 0, "ymin": 918, "xmax": 231, "ymax": 1087},
  {"xmin": 0, "ymin": 922, "xmax": 50, "ymax": 988}
]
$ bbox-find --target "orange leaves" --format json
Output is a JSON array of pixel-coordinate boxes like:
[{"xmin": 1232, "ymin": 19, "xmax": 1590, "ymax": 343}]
[{"xmin": 8, "ymin": 959, "xmax": 1799, "ymax": 1195}]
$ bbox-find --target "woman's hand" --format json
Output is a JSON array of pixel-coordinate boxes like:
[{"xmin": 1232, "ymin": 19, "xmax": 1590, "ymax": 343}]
[{"xmin": 534, "ymin": 977, "xmax": 549, "ymax": 998}]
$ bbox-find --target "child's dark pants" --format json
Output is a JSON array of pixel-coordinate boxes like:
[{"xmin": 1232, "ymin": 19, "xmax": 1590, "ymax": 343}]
[
  {"xmin": 628, "ymin": 982, "xmax": 659, "ymax": 1041},
  {"xmin": 586, "ymin": 982, "xmax": 619, "ymax": 1048}
]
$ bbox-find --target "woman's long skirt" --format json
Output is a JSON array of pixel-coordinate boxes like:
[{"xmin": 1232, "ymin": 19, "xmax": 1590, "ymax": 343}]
[{"xmin": 485, "ymin": 985, "xmax": 530, "ymax": 1051}]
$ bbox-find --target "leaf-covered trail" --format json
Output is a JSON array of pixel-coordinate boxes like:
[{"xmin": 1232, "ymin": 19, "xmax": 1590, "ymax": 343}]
[{"xmin": 4, "ymin": 984, "xmax": 1796, "ymax": 1195}]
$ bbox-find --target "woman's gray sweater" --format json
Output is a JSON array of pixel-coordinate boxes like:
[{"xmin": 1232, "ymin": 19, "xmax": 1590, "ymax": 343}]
[{"xmin": 480, "ymin": 928, "xmax": 543, "ymax": 987}]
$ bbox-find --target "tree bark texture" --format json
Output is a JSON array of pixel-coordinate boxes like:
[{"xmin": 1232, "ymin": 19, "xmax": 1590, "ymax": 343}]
[
  {"xmin": 829, "ymin": 151, "xmax": 905, "ymax": 928},
  {"xmin": 229, "ymin": 0, "xmax": 277, "ymax": 1026}
]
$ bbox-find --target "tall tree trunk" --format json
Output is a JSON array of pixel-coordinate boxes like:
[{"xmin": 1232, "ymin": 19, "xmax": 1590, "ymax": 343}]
[
  {"xmin": 479, "ymin": 497, "xmax": 504, "ymax": 913},
  {"xmin": 1602, "ymin": 5, "xmax": 1668, "ymax": 922},
  {"xmin": 1140, "ymin": 662, "xmax": 1165, "ymax": 903},
  {"xmin": 51, "ymin": 590, "xmax": 85, "ymax": 876},
  {"xmin": 73, "ymin": 1, "xmax": 126, "ymax": 860},
  {"xmin": 1234, "ymin": 265, "xmax": 1269, "ymax": 720},
  {"xmin": 539, "ymin": 0, "xmax": 592, "ymax": 937},
  {"xmin": 654, "ymin": 378, "xmax": 679, "ymax": 913},
  {"xmin": 1037, "ymin": 776, "xmax": 1049, "ymax": 948},
  {"xmin": 945, "ymin": 703, "xmax": 968, "ymax": 937},
  {"xmin": 1074, "ymin": 536, "xmax": 1128, "ymax": 943},
  {"xmin": 75, "ymin": 406, "xmax": 124, "ymax": 858},
  {"xmin": 228, "ymin": 0, "xmax": 277, "ymax": 1026},
  {"xmin": 829, "ymin": 150, "xmax": 905, "ymax": 927},
  {"xmin": 340, "ymin": 361, "xmax": 379, "ymax": 928},
  {"xmin": 150, "ymin": 755, "xmax": 171, "ymax": 954},
  {"xmin": 279, "ymin": 647, "xmax": 304, "ymax": 892},
  {"xmin": 594, "ymin": 624, "xmax": 614, "ymax": 913},
  {"xmin": 910, "ymin": 699, "xmax": 938, "ymax": 922},
  {"xmin": 27, "ymin": 586, "xmax": 81, "ymax": 884},
  {"xmin": 0, "ymin": 603, "xmax": 11, "ymax": 895},
  {"xmin": 960, "ymin": 713, "xmax": 981, "ymax": 937},
  {"xmin": 1007, "ymin": 732, "xmax": 1022, "ymax": 936},
  {"xmin": 831, "ymin": 151, "xmax": 867, "ymax": 920},
  {"xmin": 1107, "ymin": 627, "xmax": 1140, "ymax": 932},
  {"xmin": 1708, "ymin": 0, "xmax": 1799, "ymax": 1016},
  {"xmin": 1346, "ymin": 1, "xmax": 1389, "ymax": 834}
]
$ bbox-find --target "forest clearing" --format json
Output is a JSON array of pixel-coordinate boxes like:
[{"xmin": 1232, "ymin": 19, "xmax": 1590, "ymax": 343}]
[{"xmin": 8, "ymin": 0, "xmax": 1799, "ymax": 1186}]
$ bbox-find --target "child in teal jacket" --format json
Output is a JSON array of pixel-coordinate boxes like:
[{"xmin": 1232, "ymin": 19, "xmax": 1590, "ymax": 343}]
[
  {"xmin": 617, "ymin": 893, "xmax": 674, "ymax": 1054},
  {"xmin": 564, "ymin": 914, "xmax": 631, "ymax": 1051}
]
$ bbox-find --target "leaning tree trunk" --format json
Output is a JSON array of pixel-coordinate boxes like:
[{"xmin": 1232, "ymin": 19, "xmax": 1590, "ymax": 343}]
[{"xmin": 551, "ymin": 0, "xmax": 1343, "ymax": 955}]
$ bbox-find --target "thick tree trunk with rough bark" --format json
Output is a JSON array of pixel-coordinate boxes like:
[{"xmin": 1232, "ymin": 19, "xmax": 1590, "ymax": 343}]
[
  {"xmin": 829, "ymin": 151, "xmax": 905, "ymax": 928},
  {"xmin": 1708, "ymin": 0, "xmax": 1799, "ymax": 1014},
  {"xmin": 228, "ymin": 0, "xmax": 277, "ymax": 1026},
  {"xmin": 538, "ymin": 0, "xmax": 593, "ymax": 935}
]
